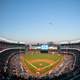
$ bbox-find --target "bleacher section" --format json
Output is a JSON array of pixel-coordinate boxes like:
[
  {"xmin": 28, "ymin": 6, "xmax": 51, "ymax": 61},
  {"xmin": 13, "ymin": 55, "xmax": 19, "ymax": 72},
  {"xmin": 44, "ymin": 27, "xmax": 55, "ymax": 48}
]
[
  {"xmin": 60, "ymin": 41, "xmax": 80, "ymax": 49},
  {"xmin": 0, "ymin": 37, "xmax": 26, "ymax": 51},
  {"xmin": 0, "ymin": 38, "xmax": 80, "ymax": 80},
  {"xmin": 59, "ymin": 48, "xmax": 80, "ymax": 80}
]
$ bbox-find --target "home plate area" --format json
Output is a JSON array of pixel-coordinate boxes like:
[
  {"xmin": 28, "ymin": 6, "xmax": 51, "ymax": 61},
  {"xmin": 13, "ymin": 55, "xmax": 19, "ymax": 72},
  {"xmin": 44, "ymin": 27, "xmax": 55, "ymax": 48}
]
[
  {"xmin": 30, "ymin": 59, "xmax": 54, "ymax": 76},
  {"xmin": 20, "ymin": 53, "xmax": 64, "ymax": 77}
]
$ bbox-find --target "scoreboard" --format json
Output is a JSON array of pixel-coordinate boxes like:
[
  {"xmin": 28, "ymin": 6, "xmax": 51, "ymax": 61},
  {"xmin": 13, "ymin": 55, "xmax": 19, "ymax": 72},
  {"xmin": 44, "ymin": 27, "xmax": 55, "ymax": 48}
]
[
  {"xmin": 41, "ymin": 44, "xmax": 48, "ymax": 50},
  {"xmin": 40, "ymin": 44, "xmax": 48, "ymax": 53}
]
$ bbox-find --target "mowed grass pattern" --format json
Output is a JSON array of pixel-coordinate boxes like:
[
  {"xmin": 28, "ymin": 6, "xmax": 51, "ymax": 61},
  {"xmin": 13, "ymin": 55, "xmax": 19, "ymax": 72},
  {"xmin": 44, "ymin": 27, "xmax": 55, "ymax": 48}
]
[
  {"xmin": 21, "ymin": 53, "xmax": 64, "ymax": 76},
  {"xmin": 25, "ymin": 53, "xmax": 63, "ymax": 61}
]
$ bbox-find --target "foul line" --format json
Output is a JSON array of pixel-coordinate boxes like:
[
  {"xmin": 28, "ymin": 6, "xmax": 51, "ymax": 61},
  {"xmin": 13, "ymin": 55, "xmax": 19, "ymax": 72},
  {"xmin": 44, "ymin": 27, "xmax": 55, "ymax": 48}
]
[
  {"xmin": 24, "ymin": 59, "xmax": 38, "ymax": 69},
  {"xmin": 42, "ymin": 63, "xmax": 53, "ymax": 70},
  {"xmin": 21, "ymin": 56, "xmax": 63, "ymax": 72},
  {"xmin": 25, "ymin": 59, "xmax": 54, "ymax": 71}
]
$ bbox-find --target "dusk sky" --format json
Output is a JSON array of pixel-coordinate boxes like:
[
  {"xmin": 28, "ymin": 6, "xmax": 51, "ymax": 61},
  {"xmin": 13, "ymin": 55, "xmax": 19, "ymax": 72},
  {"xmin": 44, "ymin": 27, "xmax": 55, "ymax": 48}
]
[{"xmin": 0, "ymin": 0, "xmax": 80, "ymax": 42}]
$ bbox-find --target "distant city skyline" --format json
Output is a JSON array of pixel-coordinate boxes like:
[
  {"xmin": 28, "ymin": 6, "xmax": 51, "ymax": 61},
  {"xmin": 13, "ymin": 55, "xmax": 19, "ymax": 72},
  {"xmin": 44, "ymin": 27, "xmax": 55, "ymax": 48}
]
[{"xmin": 0, "ymin": 0, "xmax": 80, "ymax": 42}]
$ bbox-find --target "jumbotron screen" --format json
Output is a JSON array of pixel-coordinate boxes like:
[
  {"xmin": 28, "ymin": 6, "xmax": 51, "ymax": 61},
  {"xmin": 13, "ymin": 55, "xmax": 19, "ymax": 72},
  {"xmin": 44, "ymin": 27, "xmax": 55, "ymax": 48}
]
[{"xmin": 0, "ymin": 0, "xmax": 80, "ymax": 80}]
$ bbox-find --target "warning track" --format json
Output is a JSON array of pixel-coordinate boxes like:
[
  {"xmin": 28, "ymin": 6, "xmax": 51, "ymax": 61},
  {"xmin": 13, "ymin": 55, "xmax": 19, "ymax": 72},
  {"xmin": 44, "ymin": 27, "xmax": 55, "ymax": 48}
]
[{"xmin": 20, "ymin": 53, "xmax": 64, "ymax": 76}]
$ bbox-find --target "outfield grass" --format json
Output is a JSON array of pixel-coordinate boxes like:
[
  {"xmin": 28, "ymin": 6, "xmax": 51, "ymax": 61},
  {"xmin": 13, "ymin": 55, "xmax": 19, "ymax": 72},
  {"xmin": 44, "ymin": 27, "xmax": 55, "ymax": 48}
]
[
  {"xmin": 21, "ymin": 53, "xmax": 64, "ymax": 76},
  {"xmin": 25, "ymin": 53, "xmax": 63, "ymax": 61}
]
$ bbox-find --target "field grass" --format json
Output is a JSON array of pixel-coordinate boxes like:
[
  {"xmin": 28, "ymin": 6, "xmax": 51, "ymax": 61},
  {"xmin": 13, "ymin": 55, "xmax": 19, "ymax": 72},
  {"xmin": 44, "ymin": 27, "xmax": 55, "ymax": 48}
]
[
  {"xmin": 20, "ymin": 52, "xmax": 64, "ymax": 76},
  {"xmin": 25, "ymin": 53, "xmax": 62, "ymax": 61}
]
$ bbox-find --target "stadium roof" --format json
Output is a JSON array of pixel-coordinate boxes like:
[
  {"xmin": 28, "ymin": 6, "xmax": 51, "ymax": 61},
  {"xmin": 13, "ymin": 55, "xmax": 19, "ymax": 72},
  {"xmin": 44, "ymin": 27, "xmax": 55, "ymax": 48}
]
[
  {"xmin": 0, "ymin": 37, "xmax": 25, "ymax": 44},
  {"xmin": 59, "ymin": 39, "xmax": 80, "ymax": 44},
  {"xmin": 0, "ymin": 37, "xmax": 80, "ymax": 45}
]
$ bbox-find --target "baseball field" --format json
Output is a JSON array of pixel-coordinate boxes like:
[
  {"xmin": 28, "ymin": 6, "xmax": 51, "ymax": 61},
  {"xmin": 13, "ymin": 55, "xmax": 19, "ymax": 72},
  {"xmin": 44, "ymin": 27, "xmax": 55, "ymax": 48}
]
[{"xmin": 20, "ymin": 52, "xmax": 64, "ymax": 76}]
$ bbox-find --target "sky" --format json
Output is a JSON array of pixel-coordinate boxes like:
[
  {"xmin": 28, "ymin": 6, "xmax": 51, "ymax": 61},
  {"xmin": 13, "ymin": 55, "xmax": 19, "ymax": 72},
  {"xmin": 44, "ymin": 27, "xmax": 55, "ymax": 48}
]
[{"xmin": 0, "ymin": 0, "xmax": 80, "ymax": 43}]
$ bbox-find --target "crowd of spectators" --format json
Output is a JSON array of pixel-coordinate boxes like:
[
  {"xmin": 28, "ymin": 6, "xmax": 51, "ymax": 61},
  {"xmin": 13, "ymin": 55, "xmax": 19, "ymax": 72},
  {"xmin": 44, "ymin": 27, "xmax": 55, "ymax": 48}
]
[{"xmin": 0, "ymin": 71, "xmax": 60, "ymax": 80}]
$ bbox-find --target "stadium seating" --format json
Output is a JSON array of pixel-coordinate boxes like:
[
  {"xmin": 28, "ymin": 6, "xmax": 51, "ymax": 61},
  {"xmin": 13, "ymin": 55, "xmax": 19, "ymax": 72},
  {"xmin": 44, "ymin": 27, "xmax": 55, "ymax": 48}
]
[{"xmin": 0, "ymin": 39, "xmax": 80, "ymax": 80}]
